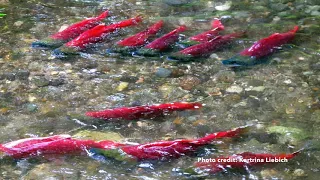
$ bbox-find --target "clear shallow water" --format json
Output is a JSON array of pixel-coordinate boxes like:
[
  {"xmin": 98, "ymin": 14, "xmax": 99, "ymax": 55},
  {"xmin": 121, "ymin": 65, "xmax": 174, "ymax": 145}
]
[{"xmin": 0, "ymin": 0, "xmax": 320, "ymax": 179}]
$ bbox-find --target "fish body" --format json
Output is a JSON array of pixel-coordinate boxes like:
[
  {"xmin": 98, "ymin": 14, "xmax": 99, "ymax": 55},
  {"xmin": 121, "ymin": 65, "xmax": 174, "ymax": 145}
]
[
  {"xmin": 117, "ymin": 20, "xmax": 163, "ymax": 47},
  {"xmin": 32, "ymin": 10, "xmax": 109, "ymax": 49},
  {"xmin": 121, "ymin": 126, "xmax": 248, "ymax": 161},
  {"xmin": 222, "ymin": 26, "xmax": 299, "ymax": 67},
  {"xmin": 85, "ymin": 102, "xmax": 202, "ymax": 120},
  {"xmin": 52, "ymin": 16, "xmax": 142, "ymax": 57},
  {"xmin": 178, "ymin": 19, "xmax": 224, "ymax": 48},
  {"xmin": 0, "ymin": 135, "xmax": 122, "ymax": 159},
  {"xmin": 135, "ymin": 25, "xmax": 186, "ymax": 56},
  {"xmin": 92, "ymin": 126, "xmax": 249, "ymax": 161},
  {"xmin": 189, "ymin": 19, "xmax": 224, "ymax": 43},
  {"xmin": 169, "ymin": 32, "xmax": 243, "ymax": 61},
  {"xmin": 0, "ymin": 126, "xmax": 248, "ymax": 161},
  {"xmin": 108, "ymin": 20, "xmax": 164, "ymax": 55}
]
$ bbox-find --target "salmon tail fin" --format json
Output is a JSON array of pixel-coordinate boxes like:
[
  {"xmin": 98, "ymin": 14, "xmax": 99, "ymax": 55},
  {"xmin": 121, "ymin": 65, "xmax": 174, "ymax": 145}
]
[
  {"xmin": 133, "ymin": 15, "xmax": 143, "ymax": 24},
  {"xmin": 287, "ymin": 139, "xmax": 320, "ymax": 159},
  {"xmin": 195, "ymin": 125, "xmax": 252, "ymax": 144},
  {"xmin": 291, "ymin": 26, "xmax": 299, "ymax": 33},
  {"xmin": 176, "ymin": 25, "xmax": 187, "ymax": 33},
  {"xmin": 300, "ymin": 139, "xmax": 320, "ymax": 152}
]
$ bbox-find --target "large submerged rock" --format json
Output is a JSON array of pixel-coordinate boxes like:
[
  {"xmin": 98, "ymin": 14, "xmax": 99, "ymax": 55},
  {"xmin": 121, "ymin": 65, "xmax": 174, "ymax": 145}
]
[{"xmin": 72, "ymin": 130, "xmax": 124, "ymax": 142}]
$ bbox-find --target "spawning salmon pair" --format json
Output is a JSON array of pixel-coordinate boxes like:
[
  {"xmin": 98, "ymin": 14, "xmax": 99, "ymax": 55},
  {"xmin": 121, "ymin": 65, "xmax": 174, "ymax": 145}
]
[
  {"xmin": 0, "ymin": 102, "xmax": 306, "ymax": 176},
  {"xmin": 32, "ymin": 10, "xmax": 299, "ymax": 66},
  {"xmin": 0, "ymin": 125, "xmax": 305, "ymax": 176}
]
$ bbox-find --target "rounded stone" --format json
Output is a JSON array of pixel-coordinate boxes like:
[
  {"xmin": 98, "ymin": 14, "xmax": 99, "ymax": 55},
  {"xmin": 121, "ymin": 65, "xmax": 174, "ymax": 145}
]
[
  {"xmin": 0, "ymin": 74, "xmax": 5, "ymax": 80},
  {"xmin": 4, "ymin": 72, "xmax": 16, "ymax": 81},
  {"xmin": 16, "ymin": 70, "xmax": 30, "ymax": 80},
  {"xmin": 116, "ymin": 82, "xmax": 129, "ymax": 92},
  {"xmin": 33, "ymin": 76, "xmax": 50, "ymax": 87},
  {"xmin": 226, "ymin": 85, "xmax": 243, "ymax": 93},
  {"xmin": 119, "ymin": 75, "xmax": 139, "ymax": 83},
  {"xmin": 215, "ymin": 1, "xmax": 232, "ymax": 11},
  {"xmin": 13, "ymin": 21, "xmax": 24, "ymax": 27},
  {"xmin": 155, "ymin": 68, "xmax": 172, "ymax": 78},
  {"xmin": 293, "ymin": 169, "xmax": 306, "ymax": 177},
  {"xmin": 215, "ymin": 70, "xmax": 235, "ymax": 83},
  {"xmin": 26, "ymin": 103, "xmax": 38, "ymax": 112},
  {"xmin": 179, "ymin": 76, "xmax": 201, "ymax": 90},
  {"xmin": 49, "ymin": 78, "xmax": 65, "ymax": 86}
]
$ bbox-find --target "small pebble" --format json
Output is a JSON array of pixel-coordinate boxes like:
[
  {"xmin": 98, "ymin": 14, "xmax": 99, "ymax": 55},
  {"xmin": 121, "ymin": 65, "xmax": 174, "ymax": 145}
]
[
  {"xmin": 117, "ymin": 82, "xmax": 129, "ymax": 92},
  {"xmin": 136, "ymin": 121, "xmax": 148, "ymax": 128},
  {"xmin": 209, "ymin": 53, "xmax": 220, "ymax": 60},
  {"xmin": 285, "ymin": 107, "xmax": 296, "ymax": 114},
  {"xmin": 192, "ymin": 119, "xmax": 206, "ymax": 126},
  {"xmin": 119, "ymin": 75, "xmax": 139, "ymax": 83},
  {"xmin": 298, "ymin": 99, "xmax": 304, "ymax": 103},
  {"xmin": 226, "ymin": 85, "xmax": 243, "ymax": 94},
  {"xmin": 245, "ymin": 86, "xmax": 265, "ymax": 92},
  {"xmin": 311, "ymin": 10, "xmax": 320, "ymax": 16},
  {"xmin": 136, "ymin": 77, "xmax": 144, "ymax": 83},
  {"xmin": 16, "ymin": 70, "xmax": 30, "ymax": 80},
  {"xmin": 33, "ymin": 76, "xmax": 50, "ymax": 87},
  {"xmin": 0, "ymin": 74, "xmax": 5, "ymax": 80},
  {"xmin": 13, "ymin": 21, "xmax": 23, "ymax": 27},
  {"xmin": 207, "ymin": 1, "xmax": 214, "ymax": 8},
  {"xmin": 49, "ymin": 78, "xmax": 64, "ymax": 86},
  {"xmin": 51, "ymin": 71, "xmax": 59, "ymax": 75},
  {"xmin": 173, "ymin": 117, "xmax": 183, "ymax": 125},
  {"xmin": 178, "ymin": 17, "xmax": 193, "ymax": 26},
  {"xmin": 260, "ymin": 169, "xmax": 279, "ymax": 179},
  {"xmin": 66, "ymin": 70, "xmax": 73, "ymax": 74},
  {"xmin": 273, "ymin": 16, "xmax": 281, "ymax": 22},
  {"xmin": 28, "ymin": 95, "xmax": 37, "ymax": 102},
  {"xmin": 4, "ymin": 72, "xmax": 15, "ymax": 81},
  {"xmin": 171, "ymin": 69, "xmax": 184, "ymax": 78},
  {"xmin": 13, "ymin": 170, "xmax": 22, "ymax": 175},
  {"xmin": 303, "ymin": 71, "xmax": 313, "ymax": 76},
  {"xmin": 215, "ymin": 1, "xmax": 232, "ymax": 11},
  {"xmin": 284, "ymin": 79, "xmax": 292, "ymax": 84},
  {"xmin": 272, "ymin": 57, "xmax": 282, "ymax": 63},
  {"xmin": 256, "ymin": 123, "xmax": 265, "ymax": 130},
  {"xmin": 155, "ymin": 68, "xmax": 172, "ymax": 78},
  {"xmin": 293, "ymin": 169, "xmax": 306, "ymax": 177},
  {"xmin": 26, "ymin": 103, "xmax": 38, "ymax": 112},
  {"xmin": 179, "ymin": 76, "xmax": 201, "ymax": 90},
  {"xmin": 215, "ymin": 70, "xmax": 235, "ymax": 83},
  {"xmin": 0, "ymin": 108, "xmax": 9, "ymax": 114},
  {"xmin": 207, "ymin": 87, "xmax": 222, "ymax": 96}
]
